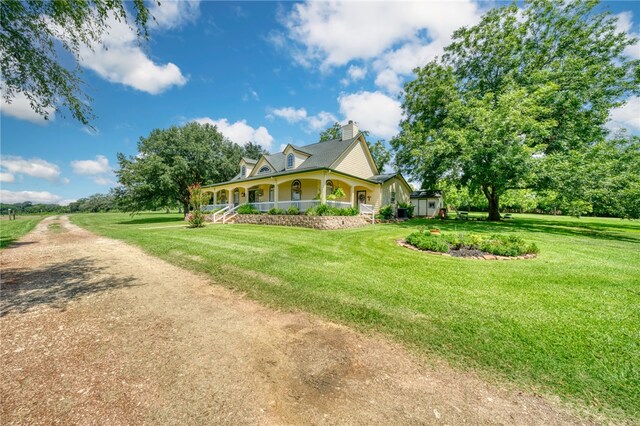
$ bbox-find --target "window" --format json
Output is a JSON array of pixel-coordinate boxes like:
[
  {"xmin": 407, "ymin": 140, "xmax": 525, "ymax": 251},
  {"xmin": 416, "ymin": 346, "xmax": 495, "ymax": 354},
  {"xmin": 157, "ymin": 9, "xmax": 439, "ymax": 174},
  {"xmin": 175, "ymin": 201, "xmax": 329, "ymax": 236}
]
[
  {"xmin": 291, "ymin": 180, "xmax": 301, "ymax": 201},
  {"xmin": 325, "ymin": 180, "xmax": 334, "ymax": 197},
  {"xmin": 269, "ymin": 185, "xmax": 274, "ymax": 202},
  {"xmin": 428, "ymin": 201, "xmax": 436, "ymax": 209},
  {"xmin": 233, "ymin": 189, "xmax": 240, "ymax": 205},
  {"xmin": 219, "ymin": 190, "xmax": 227, "ymax": 203},
  {"xmin": 241, "ymin": 165, "xmax": 246, "ymax": 177},
  {"xmin": 391, "ymin": 191, "xmax": 396, "ymax": 203},
  {"xmin": 287, "ymin": 153, "xmax": 295, "ymax": 169},
  {"xmin": 258, "ymin": 166, "xmax": 270, "ymax": 174}
]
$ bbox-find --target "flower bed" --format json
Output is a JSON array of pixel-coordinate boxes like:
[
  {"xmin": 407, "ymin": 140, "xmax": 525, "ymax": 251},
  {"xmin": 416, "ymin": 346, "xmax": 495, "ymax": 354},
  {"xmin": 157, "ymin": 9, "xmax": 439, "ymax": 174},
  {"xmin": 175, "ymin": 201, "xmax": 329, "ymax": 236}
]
[{"xmin": 403, "ymin": 230, "xmax": 538, "ymax": 259}]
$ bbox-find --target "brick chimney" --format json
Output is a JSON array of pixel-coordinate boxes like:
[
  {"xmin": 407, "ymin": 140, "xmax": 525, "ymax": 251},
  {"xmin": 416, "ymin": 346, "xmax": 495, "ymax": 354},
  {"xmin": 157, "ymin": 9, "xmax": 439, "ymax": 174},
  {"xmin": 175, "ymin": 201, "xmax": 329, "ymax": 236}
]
[{"xmin": 341, "ymin": 120, "xmax": 359, "ymax": 141}]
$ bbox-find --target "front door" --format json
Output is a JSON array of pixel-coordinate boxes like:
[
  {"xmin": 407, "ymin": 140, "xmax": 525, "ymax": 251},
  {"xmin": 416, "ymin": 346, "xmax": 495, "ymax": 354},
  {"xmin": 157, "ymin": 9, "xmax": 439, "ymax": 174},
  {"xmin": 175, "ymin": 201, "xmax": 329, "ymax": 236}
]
[
  {"xmin": 248, "ymin": 189, "xmax": 256, "ymax": 203},
  {"xmin": 356, "ymin": 190, "xmax": 367, "ymax": 208}
]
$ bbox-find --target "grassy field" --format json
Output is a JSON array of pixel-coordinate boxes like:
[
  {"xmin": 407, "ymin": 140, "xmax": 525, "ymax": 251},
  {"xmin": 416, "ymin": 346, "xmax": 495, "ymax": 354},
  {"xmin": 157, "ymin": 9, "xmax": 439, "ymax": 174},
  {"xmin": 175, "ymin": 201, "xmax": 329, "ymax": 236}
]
[
  {"xmin": 0, "ymin": 216, "xmax": 43, "ymax": 249},
  {"xmin": 71, "ymin": 212, "xmax": 639, "ymax": 421}
]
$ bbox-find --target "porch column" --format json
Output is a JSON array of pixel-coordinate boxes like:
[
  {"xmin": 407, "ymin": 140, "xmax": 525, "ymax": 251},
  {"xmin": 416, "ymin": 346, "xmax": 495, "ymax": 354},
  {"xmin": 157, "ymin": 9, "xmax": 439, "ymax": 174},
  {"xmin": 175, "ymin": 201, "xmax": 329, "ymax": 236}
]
[
  {"xmin": 350, "ymin": 187, "xmax": 355, "ymax": 207},
  {"xmin": 213, "ymin": 191, "xmax": 217, "ymax": 205},
  {"xmin": 273, "ymin": 180, "xmax": 279, "ymax": 208},
  {"xmin": 320, "ymin": 173, "xmax": 327, "ymax": 204}
]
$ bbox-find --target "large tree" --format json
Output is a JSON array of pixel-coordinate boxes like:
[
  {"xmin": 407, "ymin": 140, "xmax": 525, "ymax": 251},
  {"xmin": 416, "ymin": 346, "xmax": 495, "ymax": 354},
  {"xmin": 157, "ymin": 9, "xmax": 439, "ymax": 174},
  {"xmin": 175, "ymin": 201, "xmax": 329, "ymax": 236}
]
[
  {"xmin": 392, "ymin": 0, "xmax": 639, "ymax": 220},
  {"xmin": 116, "ymin": 122, "xmax": 249, "ymax": 216},
  {"xmin": 1, "ymin": 0, "xmax": 154, "ymax": 125},
  {"xmin": 319, "ymin": 122, "xmax": 392, "ymax": 172}
]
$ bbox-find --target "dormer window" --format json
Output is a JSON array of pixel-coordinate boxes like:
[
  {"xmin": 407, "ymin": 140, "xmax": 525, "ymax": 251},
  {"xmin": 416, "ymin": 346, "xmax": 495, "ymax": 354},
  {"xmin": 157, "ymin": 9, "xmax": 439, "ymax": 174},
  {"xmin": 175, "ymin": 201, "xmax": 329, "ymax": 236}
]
[
  {"xmin": 258, "ymin": 166, "xmax": 270, "ymax": 174},
  {"xmin": 287, "ymin": 153, "xmax": 294, "ymax": 169},
  {"xmin": 241, "ymin": 165, "xmax": 246, "ymax": 177}
]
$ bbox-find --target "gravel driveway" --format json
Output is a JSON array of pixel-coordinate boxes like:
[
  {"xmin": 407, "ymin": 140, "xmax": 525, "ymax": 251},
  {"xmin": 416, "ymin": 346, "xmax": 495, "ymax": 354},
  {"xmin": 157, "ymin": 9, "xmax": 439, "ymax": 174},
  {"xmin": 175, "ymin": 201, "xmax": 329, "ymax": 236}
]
[{"xmin": 0, "ymin": 216, "xmax": 589, "ymax": 425}]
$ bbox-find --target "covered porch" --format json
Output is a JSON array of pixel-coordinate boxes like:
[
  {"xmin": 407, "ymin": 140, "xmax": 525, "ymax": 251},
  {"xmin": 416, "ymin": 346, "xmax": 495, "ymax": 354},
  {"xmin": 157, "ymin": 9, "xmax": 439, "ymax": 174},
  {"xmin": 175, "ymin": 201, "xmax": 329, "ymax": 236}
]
[{"xmin": 202, "ymin": 172, "xmax": 380, "ymax": 213}]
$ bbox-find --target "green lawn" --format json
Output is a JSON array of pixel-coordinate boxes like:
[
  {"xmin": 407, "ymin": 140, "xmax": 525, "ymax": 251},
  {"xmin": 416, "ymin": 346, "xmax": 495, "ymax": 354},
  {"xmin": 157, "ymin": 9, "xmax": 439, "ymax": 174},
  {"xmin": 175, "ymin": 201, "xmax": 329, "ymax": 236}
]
[
  {"xmin": 71, "ymin": 212, "xmax": 640, "ymax": 421},
  {"xmin": 0, "ymin": 216, "xmax": 43, "ymax": 249}
]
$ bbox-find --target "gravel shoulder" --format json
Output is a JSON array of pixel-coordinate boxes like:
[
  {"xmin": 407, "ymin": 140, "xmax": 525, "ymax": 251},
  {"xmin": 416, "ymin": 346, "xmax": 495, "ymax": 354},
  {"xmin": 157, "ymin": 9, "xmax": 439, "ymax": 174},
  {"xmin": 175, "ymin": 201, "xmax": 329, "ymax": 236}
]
[{"xmin": 1, "ymin": 216, "xmax": 592, "ymax": 425}]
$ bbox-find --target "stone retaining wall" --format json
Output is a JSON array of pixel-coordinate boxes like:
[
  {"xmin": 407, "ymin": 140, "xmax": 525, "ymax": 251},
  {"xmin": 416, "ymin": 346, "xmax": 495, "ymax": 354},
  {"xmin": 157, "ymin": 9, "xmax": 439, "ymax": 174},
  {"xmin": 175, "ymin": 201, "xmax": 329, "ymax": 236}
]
[{"xmin": 233, "ymin": 214, "xmax": 371, "ymax": 230}]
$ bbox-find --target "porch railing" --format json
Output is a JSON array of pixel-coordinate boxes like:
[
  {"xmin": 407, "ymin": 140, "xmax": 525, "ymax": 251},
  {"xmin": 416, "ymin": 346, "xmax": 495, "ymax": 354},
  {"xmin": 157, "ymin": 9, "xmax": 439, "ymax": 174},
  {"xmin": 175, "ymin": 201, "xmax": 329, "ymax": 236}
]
[
  {"xmin": 326, "ymin": 201, "xmax": 352, "ymax": 209},
  {"xmin": 276, "ymin": 200, "xmax": 321, "ymax": 212},
  {"xmin": 247, "ymin": 202, "xmax": 275, "ymax": 212},
  {"xmin": 205, "ymin": 200, "xmax": 358, "ymax": 217},
  {"xmin": 203, "ymin": 203, "xmax": 230, "ymax": 212}
]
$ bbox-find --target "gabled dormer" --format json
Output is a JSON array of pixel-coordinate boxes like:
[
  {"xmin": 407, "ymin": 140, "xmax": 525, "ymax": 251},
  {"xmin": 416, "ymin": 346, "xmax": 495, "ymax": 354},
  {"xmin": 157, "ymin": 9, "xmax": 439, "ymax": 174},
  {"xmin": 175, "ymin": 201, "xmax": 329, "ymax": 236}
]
[
  {"xmin": 282, "ymin": 144, "xmax": 311, "ymax": 170},
  {"xmin": 249, "ymin": 155, "xmax": 276, "ymax": 177},
  {"xmin": 239, "ymin": 157, "xmax": 257, "ymax": 178}
]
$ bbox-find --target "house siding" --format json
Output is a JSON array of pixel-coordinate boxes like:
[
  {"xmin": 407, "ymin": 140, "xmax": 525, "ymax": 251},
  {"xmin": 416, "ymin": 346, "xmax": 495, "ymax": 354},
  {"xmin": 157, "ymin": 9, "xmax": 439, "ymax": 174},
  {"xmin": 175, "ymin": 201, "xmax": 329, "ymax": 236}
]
[
  {"xmin": 381, "ymin": 178, "xmax": 410, "ymax": 206},
  {"xmin": 333, "ymin": 141, "xmax": 376, "ymax": 179}
]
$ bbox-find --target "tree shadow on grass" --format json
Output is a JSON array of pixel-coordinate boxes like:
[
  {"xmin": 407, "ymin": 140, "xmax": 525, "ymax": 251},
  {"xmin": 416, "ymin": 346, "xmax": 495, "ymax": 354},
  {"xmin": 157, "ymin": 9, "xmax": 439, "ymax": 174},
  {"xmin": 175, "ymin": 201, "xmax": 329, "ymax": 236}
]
[
  {"xmin": 117, "ymin": 216, "xmax": 184, "ymax": 225},
  {"xmin": 387, "ymin": 217, "xmax": 639, "ymax": 244},
  {"xmin": 0, "ymin": 239, "xmax": 37, "ymax": 249},
  {"xmin": 0, "ymin": 257, "xmax": 139, "ymax": 317}
]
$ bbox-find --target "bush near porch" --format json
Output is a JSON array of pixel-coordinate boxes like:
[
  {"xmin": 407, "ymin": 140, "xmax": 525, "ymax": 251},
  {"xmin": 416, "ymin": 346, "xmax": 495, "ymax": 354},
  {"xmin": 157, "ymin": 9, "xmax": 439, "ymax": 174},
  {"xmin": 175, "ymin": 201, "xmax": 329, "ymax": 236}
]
[{"xmin": 71, "ymin": 213, "xmax": 640, "ymax": 422}]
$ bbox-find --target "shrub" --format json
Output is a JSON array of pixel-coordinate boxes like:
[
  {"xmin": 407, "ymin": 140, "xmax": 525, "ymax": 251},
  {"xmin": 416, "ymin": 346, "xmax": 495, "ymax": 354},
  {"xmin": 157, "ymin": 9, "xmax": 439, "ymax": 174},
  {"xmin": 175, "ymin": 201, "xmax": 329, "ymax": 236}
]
[
  {"xmin": 339, "ymin": 207, "xmax": 359, "ymax": 216},
  {"xmin": 267, "ymin": 207, "xmax": 286, "ymax": 215},
  {"xmin": 406, "ymin": 230, "xmax": 539, "ymax": 256},
  {"xmin": 379, "ymin": 204, "xmax": 394, "ymax": 220},
  {"xmin": 479, "ymin": 234, "xmax": 539, "ymax": 256},
  {"xmin": 406, "ymin": 232, "xmax": 450, "ymax": 252},
  {"xmin": 237, "ymin": 204, "xmax": 260, "ymax": 214},
  {"xmin": 397, "ymin": 201, "xmax": 415, "ymax": 218},
  {"xmin": 306, "ymin": 204, "xmax": 359, "ymax": 216},
  {"xmin": 187, "ymin": 183, "xmax": 207, "ymax": 228},
  {"xmin": 287, "ymin": 206, "xmax": 300, "ymax": 215}
]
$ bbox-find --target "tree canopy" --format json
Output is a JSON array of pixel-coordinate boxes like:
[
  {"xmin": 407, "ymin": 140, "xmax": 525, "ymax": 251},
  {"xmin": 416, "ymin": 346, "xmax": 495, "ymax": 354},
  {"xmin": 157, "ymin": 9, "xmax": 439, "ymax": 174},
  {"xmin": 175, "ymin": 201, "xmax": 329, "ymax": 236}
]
[
  {"xmin": 319, "ymin": 122, "xmax": 392, "ymax": 172},
  {"xmin": 1, "ymin": 0, "xmax": 154, "ymax": 125},
  {"xmin": 392, "ymin": 0, "xmax": 639, "ymax": 220},
  {"xmin": 116, "ymin": 122, "xmax": 257, "ymax": 216}
]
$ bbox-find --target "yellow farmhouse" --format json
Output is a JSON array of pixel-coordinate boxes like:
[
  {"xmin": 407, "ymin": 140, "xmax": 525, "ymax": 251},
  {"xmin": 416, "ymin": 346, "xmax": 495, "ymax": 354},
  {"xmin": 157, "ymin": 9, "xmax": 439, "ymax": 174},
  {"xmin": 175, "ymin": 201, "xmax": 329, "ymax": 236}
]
[{"xmin": 202, "ymin": 121, "xmax": 412, "ymax": 214}]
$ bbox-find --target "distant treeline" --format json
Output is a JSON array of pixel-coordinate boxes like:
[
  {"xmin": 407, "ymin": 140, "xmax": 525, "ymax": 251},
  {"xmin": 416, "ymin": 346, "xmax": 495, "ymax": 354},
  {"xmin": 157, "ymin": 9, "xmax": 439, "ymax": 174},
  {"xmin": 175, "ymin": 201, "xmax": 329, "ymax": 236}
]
[{"xmin": 1, "ymin": 193, "xmax": 118, "ymax": 215}]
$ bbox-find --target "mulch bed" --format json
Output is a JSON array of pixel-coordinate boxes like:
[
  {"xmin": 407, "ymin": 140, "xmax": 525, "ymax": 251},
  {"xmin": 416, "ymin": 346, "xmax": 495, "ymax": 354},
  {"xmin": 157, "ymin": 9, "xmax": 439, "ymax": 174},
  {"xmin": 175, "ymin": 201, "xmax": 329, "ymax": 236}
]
[{"xmin": 396, "ymin": 239, "xmax": 537, "ymax": 260}]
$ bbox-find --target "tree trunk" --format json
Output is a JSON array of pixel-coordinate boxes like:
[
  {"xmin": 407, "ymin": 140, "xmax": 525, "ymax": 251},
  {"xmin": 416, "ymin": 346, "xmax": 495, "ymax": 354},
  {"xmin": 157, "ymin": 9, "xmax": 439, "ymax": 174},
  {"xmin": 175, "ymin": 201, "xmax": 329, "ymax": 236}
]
[
  {"xmin": 482, "ymin": 184, "xmax": 501, "ymax": 221},
  {"xmin": 183, "ymin": 201, "xmax": 190, "ymax": 218}
]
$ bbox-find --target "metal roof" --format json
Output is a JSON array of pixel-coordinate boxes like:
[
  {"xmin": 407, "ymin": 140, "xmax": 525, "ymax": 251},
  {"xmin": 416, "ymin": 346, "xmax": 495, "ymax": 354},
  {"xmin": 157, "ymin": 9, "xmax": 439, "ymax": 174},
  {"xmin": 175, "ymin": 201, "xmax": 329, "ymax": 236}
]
[{"xmin": 410, "ymin": 189, "xmax": 442, "ymax": 198}]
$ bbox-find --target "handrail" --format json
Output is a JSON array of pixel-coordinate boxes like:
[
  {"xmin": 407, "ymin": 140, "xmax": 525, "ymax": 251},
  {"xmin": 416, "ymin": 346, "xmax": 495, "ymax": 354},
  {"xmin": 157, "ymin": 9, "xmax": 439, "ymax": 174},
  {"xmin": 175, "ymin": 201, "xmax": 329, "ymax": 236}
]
[
  {"xmin": 223, "ymin": 203, "xmax": 242, "ymax": 224},
  {"xmin": 359, "ymin": 203, "xmax": 375, "ymax": 224},
  {"xmin": 212, "ymin": 205, "xmax": 231, "ymax": 223}
]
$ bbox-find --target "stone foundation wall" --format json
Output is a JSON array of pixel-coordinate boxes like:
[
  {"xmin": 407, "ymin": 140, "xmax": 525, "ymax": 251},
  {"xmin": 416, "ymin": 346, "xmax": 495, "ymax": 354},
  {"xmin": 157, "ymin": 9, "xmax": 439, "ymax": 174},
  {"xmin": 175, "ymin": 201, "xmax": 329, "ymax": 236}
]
[{"xmin": 233, "ymin": 214, "xmax": 371, "ymax": 230}]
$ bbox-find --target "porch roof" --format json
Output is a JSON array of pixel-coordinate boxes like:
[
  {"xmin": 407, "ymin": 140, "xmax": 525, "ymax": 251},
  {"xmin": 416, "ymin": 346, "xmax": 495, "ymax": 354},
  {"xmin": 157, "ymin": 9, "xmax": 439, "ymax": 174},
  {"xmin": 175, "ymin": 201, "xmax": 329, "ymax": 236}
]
[{"xmin": 203, "ymin": 167, "xmax": 387, "ymax": 189}]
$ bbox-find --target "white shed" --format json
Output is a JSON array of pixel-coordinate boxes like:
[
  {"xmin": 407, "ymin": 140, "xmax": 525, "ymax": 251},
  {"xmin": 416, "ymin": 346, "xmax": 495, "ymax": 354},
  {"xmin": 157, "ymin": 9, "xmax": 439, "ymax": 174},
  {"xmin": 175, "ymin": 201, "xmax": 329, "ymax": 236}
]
[{"xmin": 410, "ymin": 190, "xmax": 443, "ymax": 217}]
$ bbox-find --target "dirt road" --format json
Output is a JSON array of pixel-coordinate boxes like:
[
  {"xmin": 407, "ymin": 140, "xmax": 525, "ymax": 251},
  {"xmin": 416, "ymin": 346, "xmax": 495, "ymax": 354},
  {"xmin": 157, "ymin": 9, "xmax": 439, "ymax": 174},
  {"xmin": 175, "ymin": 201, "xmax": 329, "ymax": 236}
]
[{"xmin": 1, "ymin": 216, "xmax": 587, "ymax": 425}]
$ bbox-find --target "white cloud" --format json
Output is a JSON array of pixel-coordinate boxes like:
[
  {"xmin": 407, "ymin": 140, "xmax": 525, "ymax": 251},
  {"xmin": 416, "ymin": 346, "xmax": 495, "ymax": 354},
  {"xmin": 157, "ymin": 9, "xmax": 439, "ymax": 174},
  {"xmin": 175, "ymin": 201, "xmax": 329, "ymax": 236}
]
[
  {"xmin": 338, "ymin": 91, "xmax": 403, "ymax": 139},
  {"xmin": 271, "ymin": 107, "xmax": 308, "ymax": 123},
  {"xmin": 58, "ymin": 199, "xmax": 77, "ymax": 206},
  {"xmin": 92, "ymin": 176, "xmax": 115, "ymax": 186},
  {"xmin": 149, "ymin": 1, "xmax": 200, "ymax": 30},
  {"xmin": 280, "ymin": 1, "xmax": 482, "ymax": 94},
  {"xmin": 0, "ymin": 190, "xmax": 61, "ymax": 204},
  {"xmin": 0, "ymin": 86, "xmax": 55, "ymax": 124},
  {"xmin": 282, "ymin": 1, "xmax": 480, "ymax": 67},
  {"xmin": 348, "ymin": 65, "xmax": 367, "ymax": 81},
  {"xmin": 0, "ymin": 172, "xmax": 15, "ymax": 183},
  {"xmin": 608, "ymin": 97, "xmax": 640, "ymax": 132},
  {"xmin": 71, "ymin": 155, "xmax": 111, "ymax": 175},
  {"xmin": 307, "ymin": 111, "xmax": 337, "ymax": 131},
  {"xmin": 269, "ymin": 107, "xmax": 337, "ymax": 131},
  {"xmin": 615, "ymin": 12, "xmax": 640, "ymax": 59},
  {"xmin": 0, "ymin": 155, "xmax": 61, "ymax": 181},
  {"xmin": 193, "ymin": 117, "xmax": 274, "ymax": 150},
  {"xmin": 76, "ymin": 16, "xmax": 187, "ymax": 94}
]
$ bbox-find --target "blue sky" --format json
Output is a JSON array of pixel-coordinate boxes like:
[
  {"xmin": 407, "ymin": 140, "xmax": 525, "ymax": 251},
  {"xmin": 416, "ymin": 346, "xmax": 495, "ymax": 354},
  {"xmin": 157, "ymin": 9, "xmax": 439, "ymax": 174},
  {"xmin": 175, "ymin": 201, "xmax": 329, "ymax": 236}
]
[{"xmin": 1, "ymin": 0, "xmax": 639, "ymax": 205}]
